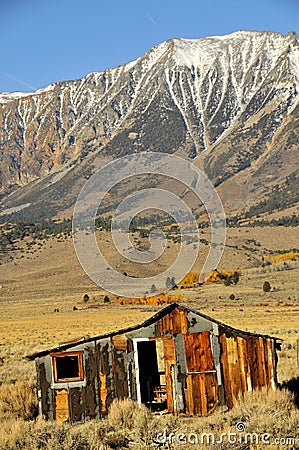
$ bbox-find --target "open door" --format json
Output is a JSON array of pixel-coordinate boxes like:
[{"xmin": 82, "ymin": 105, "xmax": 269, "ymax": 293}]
[
  {"xmin": 135, "ymin": 339, "xmax": 168, "ymax": 410},
  {"xmin": 137, "ymin": 341, "xmax": 160, "ymax": 404}
]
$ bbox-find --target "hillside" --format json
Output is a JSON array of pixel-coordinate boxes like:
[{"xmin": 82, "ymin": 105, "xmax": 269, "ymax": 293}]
[{"xmin": 0, "ymin": 224, "xmax": 298, "ymax": 303}]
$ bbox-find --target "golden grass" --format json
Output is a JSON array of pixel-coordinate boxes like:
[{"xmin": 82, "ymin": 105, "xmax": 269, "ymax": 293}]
[
  {"xmin": 108, "ymin": 398, "xmax": 150, "ymax": 430},
  {"xmin": 0, "ymin": 260, "xmax": 298, "ymax": 385},
  {"xmin": 0, "ymin": 380, "xmax": 37, "ymax": 421},
  {"xmin": 0, "ymin": 389, "xmax": 297, "ymax": 450},
  {"xmin": 0, "ymin": 226, "xmax": 298, "ymax": 448}
]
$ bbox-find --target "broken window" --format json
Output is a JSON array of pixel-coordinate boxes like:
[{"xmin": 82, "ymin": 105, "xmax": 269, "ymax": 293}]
[{"xmin": 52, "ymin": 352, "xmax": 84, "ymax": 382}]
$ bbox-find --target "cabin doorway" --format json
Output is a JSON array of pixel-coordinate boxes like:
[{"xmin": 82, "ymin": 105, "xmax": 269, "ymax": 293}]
[{"xmin": 135, "ymin": 339, "xmax": 167, "ymax": 410}]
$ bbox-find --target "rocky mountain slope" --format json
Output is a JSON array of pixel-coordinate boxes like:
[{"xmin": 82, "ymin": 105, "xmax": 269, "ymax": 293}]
[{"xmin": 0, "ymin": 30, "xmax": 298, "ymax": 221}]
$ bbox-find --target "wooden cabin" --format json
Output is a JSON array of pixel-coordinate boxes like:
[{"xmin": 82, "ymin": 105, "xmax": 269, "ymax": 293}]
[{"xmin": 27, "ymin": 303, "xmax": 281, "ymax": 423}]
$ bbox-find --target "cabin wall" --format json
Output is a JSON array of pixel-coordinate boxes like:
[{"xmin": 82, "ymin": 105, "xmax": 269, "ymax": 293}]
[
  {"xmin": 219, "ymin": 329, "xmax": 277, "ymax": 408},
  {"xmin": 37, "ymin": 341, "xmax": 102, "ymax": 423},
  {"xmin": 97, "ymin": 335, "xmax": 134, "ymax": 412},
  {"xmin": 37, "ymin": 337, "xmax": 133, "ymax": 423}
]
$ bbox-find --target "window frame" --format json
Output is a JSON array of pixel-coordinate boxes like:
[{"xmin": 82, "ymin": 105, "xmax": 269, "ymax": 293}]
[{"xmin": 51, "ymin": 351, "xmax": 84, "ymax": 383}]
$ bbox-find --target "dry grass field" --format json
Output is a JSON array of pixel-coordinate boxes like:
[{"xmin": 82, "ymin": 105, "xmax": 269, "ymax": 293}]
[{"xmin": 0, "ymin": 224, "xmax": 298, "ymax": 448}]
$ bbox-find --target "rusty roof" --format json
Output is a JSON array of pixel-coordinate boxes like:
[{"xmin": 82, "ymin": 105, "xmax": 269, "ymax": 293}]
[{"xmin": 26, "ymin": 302, "xmax": 282, "ymax": 360}]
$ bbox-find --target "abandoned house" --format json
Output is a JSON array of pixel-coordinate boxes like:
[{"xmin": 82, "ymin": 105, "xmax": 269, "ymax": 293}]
[{"xmin": 27, "ymin": 303, "xmax": 281, "ymax": 423}]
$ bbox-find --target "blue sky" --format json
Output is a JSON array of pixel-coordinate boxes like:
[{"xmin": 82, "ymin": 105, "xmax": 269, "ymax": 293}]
[{"xmin": 0, "ymin": 0, "xmax": 298, "ymax": 93}]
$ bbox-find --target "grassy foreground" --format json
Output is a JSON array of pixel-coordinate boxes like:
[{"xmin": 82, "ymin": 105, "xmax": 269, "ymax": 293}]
[
  {"xmin": 0, "ymin": 227, "xmax": 298, "ymax": 448},
  {"xmin": 0, "ymin": 390, "xmax": 298, "ymax": 450}
]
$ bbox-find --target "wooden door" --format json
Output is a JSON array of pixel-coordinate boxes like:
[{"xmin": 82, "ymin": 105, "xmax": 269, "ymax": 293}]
[{"xmin": 183, "ymin": 331, "xmax": 218, "ymax": 415}]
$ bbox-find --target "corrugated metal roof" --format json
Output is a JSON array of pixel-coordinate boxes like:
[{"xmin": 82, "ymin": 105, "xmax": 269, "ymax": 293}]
[{"xmin": 26, "ymin": 302, "xmax": 282, "ymax": 360}]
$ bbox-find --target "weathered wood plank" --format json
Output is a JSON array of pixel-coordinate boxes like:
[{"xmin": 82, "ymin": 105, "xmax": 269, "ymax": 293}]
[
  {"xmin": 98, "ymin": 341, "xmax": 113, "ymax": 412},
  {"xmin": 84, "ymin": 347, "xmax": 99, "ymax": 420},
  {"xmin": 113, "ymin": 349, "xmax": 128, "ymax": 399},
  {"xmin": 266, "ymin": 339, "xmax": 275, "ymax": 389},
  {"xmin": 185, "ymin": 377, "xmax": 193, "ymax": 414},
  {"xmin": 184, "ymin": 372, "xmax": 218, "ymax": 415},
  {"xmin": 247, "ymin": 337, "xmax": 259, "ymax": 390},
  {"xmin": 55, "ymin": 389, "xmax": 69, "ymax": 423},
  {"xmin": 99, "ymin": 373, "xmax": 107, "ymax": 412},
  {"xmin": 180, "ymin": 310, "xmax": 188, "ymax": 334},
  {"xmin": 263, "ymin": 338, "xmax": 270, "ymax": 386},
  {"xmin": 185, "ymin": 374, "xmax": 198, "ymax": 415},
  {"xmin": 158, "ymin": 310, "xmax": 189, "ymax": 336},
  {"xmin": 163, "ymin": 339, "xmax": 176, "ymax": 412},
  {"xmin": 164, "ymin": 339, "xmax": 176, "ymax": 362},
  {"xmin": 183, "ymin": 331, "xmax": 214, "ymax": 373},
  {"xmin": 199, "ymin": 374, "xmax": 206, "ymax": 415},
  {"xmin": 236, "ymin": 337, "xmax": 248, "ymax": 394},
  {"xmin": 37, "ymin": 360, "xmax": 52, "ymax": 420},
  {"xmin": 226, "ymin": 337, "xmax": 241, "ymax": 402},
  {"xmin": 257, "ymin": 337, "xmax": 267, "ymax": 387},
  {"xmin": 69, "ymin": 387, "xmax": 83, "ymax": 423},
  {"xmin": 219, "ymin": 333, "xmax": 233, "ymax": 408},
  {"xmin": 112, "ymin": 334, "xmax": 127, "ymax": 351},
  {"xmin": 204, "ymin": 372, "xmax": 218, "ymax": 414}
]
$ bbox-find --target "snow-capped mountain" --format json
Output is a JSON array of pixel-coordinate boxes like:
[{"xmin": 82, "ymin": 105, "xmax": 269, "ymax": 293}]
[{"xmin": 0, "ymin": 30, "xmax": 298, "ymax": 220}]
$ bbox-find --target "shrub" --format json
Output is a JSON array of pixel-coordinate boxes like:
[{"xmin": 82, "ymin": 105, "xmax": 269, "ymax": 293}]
[
  {"xmin": 115, "ymin": 292, "xmax": 185, "ymax": 306},
  {"xmin": 232, "ymin": 271, "xmax": 240, "ymax": 284},
  {"xmin": 103, "ymin": 295, "xmax": 110, "ymax": 303},
  {"xmin": 0, "ymin": 381, "xmax": 38, "ymax": 421},
  {"xmin": 108, "ymin": 398, "xmax": 174, "ymax": 448},
  {"xmin": 204, "ymin": 269, "xmax": 241, "ymax": 285},
  {"xmin": 150, "ymin": 284, "xmax": 157, "ymax": 293},
  {"xmin": 108, "ymin": 398, "xmax": 149, "ymax": 430},
  {"xmin": 83, "ymin": 293, "xmax": 89, "ymax": 303},
  {"xmin": 103, "ymin": 431, "xmax": 130, "ymax": 449},
  {"xmin": 263, "ymin": 281, "xmax": 271, "ymax": 292}
]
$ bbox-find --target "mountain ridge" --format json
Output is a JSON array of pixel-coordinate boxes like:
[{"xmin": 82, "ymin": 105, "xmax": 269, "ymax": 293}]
[{"xmin": 0, "ymin": 30, "xmax": 298, "ymax": 221}]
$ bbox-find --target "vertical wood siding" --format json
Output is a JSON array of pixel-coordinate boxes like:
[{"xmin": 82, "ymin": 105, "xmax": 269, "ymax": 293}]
[{"xmin": 220, "ymin": 332, "xmax": 277, "ymax": 408}]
